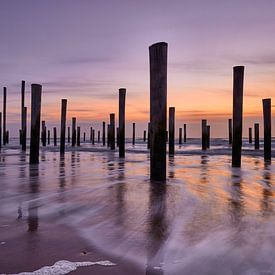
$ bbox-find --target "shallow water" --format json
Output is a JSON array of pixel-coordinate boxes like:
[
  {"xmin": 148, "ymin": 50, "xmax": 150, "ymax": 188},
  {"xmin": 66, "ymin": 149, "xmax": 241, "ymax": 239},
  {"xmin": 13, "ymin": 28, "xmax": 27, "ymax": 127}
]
[{"xmin": 1, "ymin": 139, "xmax": 275, "ymax": 274}]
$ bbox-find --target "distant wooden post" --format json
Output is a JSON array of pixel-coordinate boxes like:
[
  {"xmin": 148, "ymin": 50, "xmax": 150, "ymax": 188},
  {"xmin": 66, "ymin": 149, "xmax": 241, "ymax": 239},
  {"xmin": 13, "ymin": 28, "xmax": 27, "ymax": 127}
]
[
  {"xmin": 72, "ymin": 117, "xmax": 76, "ymax": 147},
  {"xmin": 60, "ymin": 99, "xmax": 67, "ymax": 154},
  {"xmin": 249, "ymin": 127, "xmax": 252, "ymax": 144},
  {"xmin": 169, "ymin": 107, "xmax": 175, "ymax": 155},
  {"xmin": 6, "ymin": 131, "xmax": 9, "ymax": 144},
  {"xmin": 207, "ymin": 125, "xmax": 210, "ymax": 149},
  {"xmin": 47, "ymin": 130, "xmax": 50, "ymax": 145},
  {"xmin": 119, "ymin": 88, "xmax": 126, "ymax": 157},
  {"xmin": 184, "ymin": 124, "xmax": 187, "ymax": 143},
  {"xmin": 20, "ymin": 81, "xmax": 25, "ymax": 145},
  {"xmin": 98, "ymin": 130, "xmax": 100, "ymax": 143},
  {"xmin": 179, "ymin": 128, "xmax": 182, "ymax": 145},
  {"xmin": 254, "ymin": 123, "xmax": 260, "ymax": 150},
  {"xmin": 147, "ymin": 122, "xmax": 150, "ymax": 149},
  {"xmin": 41, "ymin": 121, "xmax": 46, "ymax": 146},
  {"xmin": 263, "ymin": 98, "xmax": 271, "ymax": 162},
  {"xmin": 116, "ymin": 127, "xmax": 119, "ymax": 147},
  {"xmin": 53, "ymin": 127, "xmax": 57, "ymax": 146},
  {"xmin": 110, "ymin": 113, "xmax": 115, "ymax": 150},
  {"xmin": 67, "ymin": 127, "xmax": 70, "ymax": 143},
  {"xmin": 132, "ymin": 123, "xmax": 136, "ymax": 145},
  {"xmin": 149, "ymin": 42, "xmax": 167, "ymax": 181},
  {"xmin": 228, "ymin": 119, "xmax": 232, "ymax": 144},
  {"xmin": 107, "ymin": 124, "xmax": 110, "ymax": 147},
  {"xmin": 232, "ymin": 66, "xmax": 244, "ymax": 167},
  {"xmin": 22, "ymin": 107, "xmax": 27, "ymax": 151},
  {"xmin": 202, "ymin": 119, "xmax": 207, "ymax": 150},
  {"xmin": 143, "ymin": 130, "xmax": 146, "ymax": 142},
  {"xmin": 90, "ymin": 127, "xmax": 93, "ymax": 142},
  {"xmin": 0, "ymin": 112, "xmax": 2, "ymax": 149},
  {"xmin": 83, "ymin": 132, "xmax": 86, "ymax": 142},
  {"xmin": 77, "ymin": 126, "xmax": 80, "ymax": 146},
  {"xmin": 3, "ymin": 87, "xmax": 7, "ymax": 145},
  {"xmin": 30, "ymin": 84, "xmax": 42, "ymax": 164},
  {"xmin": 92, "ymin": 129, "xmax": 95, "ymax": 145},
  {"xmin": 102, "ymin": 121, "xmax": 106, "ymax": 146}
]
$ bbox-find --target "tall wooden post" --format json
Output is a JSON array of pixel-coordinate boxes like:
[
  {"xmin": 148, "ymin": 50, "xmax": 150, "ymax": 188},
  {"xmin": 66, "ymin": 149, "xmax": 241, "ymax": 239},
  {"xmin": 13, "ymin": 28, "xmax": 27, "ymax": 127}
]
[
  {"xmin": 90, "ymin": 127, "xmax": 93, "ymax": 142},
  {"xmin": 84, "ymin": 132, "xmax": 86, "ymax": 142},
  {"xmin": 149, "ymin": 42, "xmax": 167, "ymax": 181},
  {"xmin": 147, "ymin": 122, "xmax": 150, "ymax": 149},
  {"xmin": 3, "ymin": 87, "xmax": 7, "ymax": 145},
  {"xmin": 254, "ymin": 123, "xmax": 260, "ymax": 150},
  {"xmin": 41, "ymin": 121, "xmax": 46, "ymax": 146},
  {"xmin": 169, "ymin": 107, "xmax": 175, "ymax": 155},
  {"xmin": 6, "ymin": 131, "xmax": 9, "ymax": 144},
  {"xmin": 60, "ymin": 99, "xmax": 67, "ymax": 154},
  {"xmin": 110, "ymin": 113, "xmax": 115, "ymax": 150},
  {"xmin": 119, "ymin": 88, "xmax": 126, "ymax": 157},
  {"xmin": 92, "ymin": 129, "xmax": 95, "ymax": 145},
  {"xmin": 116, "ymin": 127, "xmax": 119, "ymax": 147},
  {"xmin": 102, "ymin": 121, "xmax": 106, "ymax": 146},
  {"xmin": 30, "ymin": 84, "xmax": 42, "ymax": 164},
  {"xmin": 53, "ymin": 127, "xmax": 57, "ymax": 146},
  {"xmin": 72, "ymin": 117, "xmax": 76, "ymax": 147},
  {"xmin": 0, "ymin": 112, "xmax": 2, "ymax": 149},
  {"xmin": 228, "ymin": 119, "xmax": 232, "ymax": 144},
  {"xmin": 249, "ymin": 127, "xmax": 252, "ymax": 144},
  {"xmin": 207, "ymin": 125, "xmax": 210, "ymax": 149},
  {"xmin": 202, "ymin": 119, "xmax": 207, "ymax": 150},
  {"xmin": 132, "ymin": 123, "xmax": 136, "ymax": 145},
  {"xmin": 179, "ymin": 127, "xmax": 182, "ymax": 145},
  {"xmin": 143, "ymin": 130, "xmax": 146, "ymax": 142},
  {"xmin": 232, "ymin": 66, "xmax": 244, "ymax": 167},
  {"xmin": 98, "ymin": 131, "xmax": 100, "ymax": 143},
  {"xmin": 67, "ymin": 127, "xmax": 70, "ymax": 143},
  {"xmin": 47, "ymin": 130, "xmax": 50, "ymax": 145},
  {"xmin": 77, "ymin": 126, "xmax": 80, "ymax": 146},
  {"xmin": 22, "ymin": 107, "xmax": 27, "ymax": 151},
  {"xmin": 184, "ymin": 124, "xmax": 187, "ymax": 143},
  {"xmin": 263, "ymin": 98, "xmax": 271, "ymax": 162},
  {"xmin": 20, "ymin": 80, "xmax": 25, "ymax": 145}
]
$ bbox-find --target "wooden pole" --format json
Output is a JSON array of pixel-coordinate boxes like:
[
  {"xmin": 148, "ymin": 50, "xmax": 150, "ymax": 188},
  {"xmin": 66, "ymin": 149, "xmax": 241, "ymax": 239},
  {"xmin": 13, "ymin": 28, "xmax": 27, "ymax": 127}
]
[
  {"xmin": 47, "ymin": 130, "xmax": 50, "ymax": 145},
  {"xmin": 254, "ymin": 123, "xmax": 259, "ymax": 150},
  {"xmin": 102, "ymin": 121, "xmax": 106, "ymax": 146},
  {"xmin": 184, "ymin": 124, "xmax": 187, "ymax": 143},
  {"xmin": 110, "ymin": 113, "xmax": 115, "ymax": 150},
  {"xmin": 149, "ymin": 42, "xmax": 167, "ymax": 181},
  {"xmin": 147, "ymin": 122, "xmax": 150, "ymax": 149},
  {"xmin": 249, "ymin": 127, "xmax": 252, "ymax": 144},
  {"xmin": 22, "ymin": 107, "xmax": 27, "ymax": 151},
  {"xmin": 90, "ymin": 127, "xmax": 93, "ymax": 142},
  {"xmin": 6, "ymin": 131, "xmax": 9, "ymax": 144},
  {"xmin": 116, "ymin": 127, "xmax": 119, "ymax": 147},
  {"xmin": 3, "ymin": 87, "xmax": 7, "ymax": 145},
  {"xmin": 207, "ymin": 125, "xmax": 210, "ymax": 149},
  {"xmin": 179, "ymin": 127, "xmax": 182, "ymax": 145},
  {"xmin": 77, "ymin": 126, "xmax": 80, "ymax": 146},
  {"xmin": 107, "ymin": 124, "xmax": 110, "ymax": 147},
  {"xmin": 263, "ymin": 98, "xmax": 271, "ymax": 162},
  {"xmin": 60, "ymin": 99, "xmax": 67, "ymax": 153},
  {"xmin": 67, "ymin": 127, "xmax": 70, "ymax": 143},
  {"xmin": 228, "ymin": 119, "xmax": 232, "ymax": 144},
  {"xmin": 202, "ymin": 119, "xmax": 207, "ymax": 150},
  {"xmin": 30, "ymin": 84, "xmax": 42, "ymax": 164},
  {"xmin": 53, "ymin": 127, "xmax": 57, "ymax": 146},
  {"xmin": 132, "ymin": 122, "xmax": 136, "ymax": 145},
  {"xmin": 0, "ymin": 112, "xmax": 2, "ymax": 149},
  {"xmin": 169, "ymin": 107, "xmax": 175, "ymax": 155},
  {"xmin": 119, "ymin": 88, "xmax": 126, "ymax": 157},
  {"xmin": 41, "ymin": 121, "xmax": 46, "ymax": 146},
  {"xmin": 72, "ymin": 117, "xmax": 76, "ymax": 147},
  {"xmin": 232, "ymin": 66, "xmax": 244, "ymax": 167},
  {"xmin": 21, "ymin": 80, "xmax": 25, "ymax": 145},
  {"xmin": 98, "ymin": 130, "xmax": 100, "ymax": 143},
  {"xmin": 92, "ymin": 129, "xmax": 95, "ymax": 145},
  {"xmin": 143, "ymin": 130, "xmax": 146, "ymax": 142},
  {"xmin": 83, "ymin": 132, "xmax": 86, "ymax": 142}
]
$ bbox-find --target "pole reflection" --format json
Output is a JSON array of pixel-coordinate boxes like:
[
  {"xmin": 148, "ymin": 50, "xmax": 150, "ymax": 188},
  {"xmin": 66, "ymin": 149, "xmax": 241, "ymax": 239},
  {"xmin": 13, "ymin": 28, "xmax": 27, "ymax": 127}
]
[{"xmin": 261, "ymin": 163, "xmax": 273, "ymax": 217}]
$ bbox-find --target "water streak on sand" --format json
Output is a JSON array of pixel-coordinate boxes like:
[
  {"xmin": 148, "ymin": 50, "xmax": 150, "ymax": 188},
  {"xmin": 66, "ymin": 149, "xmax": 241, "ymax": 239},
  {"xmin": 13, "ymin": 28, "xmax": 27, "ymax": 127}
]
[{"xmin": 1, "ymin": 260, "xmax": 116, "ymax": 275}]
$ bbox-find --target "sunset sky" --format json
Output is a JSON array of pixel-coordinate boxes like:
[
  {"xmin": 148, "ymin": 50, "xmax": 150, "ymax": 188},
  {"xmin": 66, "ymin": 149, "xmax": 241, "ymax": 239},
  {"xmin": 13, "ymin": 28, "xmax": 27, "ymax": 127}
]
[{"xmin": 1, "ymin": 0, "xmax": 275, "ymax": 137}]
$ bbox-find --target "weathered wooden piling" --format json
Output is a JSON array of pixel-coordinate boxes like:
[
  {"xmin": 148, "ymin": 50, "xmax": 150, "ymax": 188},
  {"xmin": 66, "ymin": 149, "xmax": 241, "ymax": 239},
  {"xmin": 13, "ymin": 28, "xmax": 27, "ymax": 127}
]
[
  {"xmin": 107, "ymin": 124, "xmax": 110, "ymax": 147},
  {"xmin": 249, "ymin": 127, "xmax": 252, "ymax": 144},
  {"xmin": 47, "ymin": 130, "xmax": 50, "ymax": 145},
  {"xmin": 116, "ymin": 127, "xmax": 119, "ymax": 147},
  {"xmin": 119, "ymin": 88, "xmax": 126, "ymax": 157},
  {"xmin": 262, "ymin": 98, "xmax": 271, "ymax": 162},
  {"xmin": 21, "ymin": 80, "xmax": 25, "ymax": 145},
  {"xmin": 60, "ymin": 99, "xmax": 67, "ymax": 153},
  {"xmin": 0, "ymin": 112, "xmax": 2, "ymax": 149},
  {"xmin": 254, "ymin": 123, "xmax": 260, "ymax": 150},
  {"xmin": 110, "ymin": 113, "xmax": 115, "ymax": 150},
  {"xmin": 67, "ymin": 127, "xmax": 70, "ymax": 143},
  {"xmin": 77, "ymin": 126, "xmax": 80, "ymax": 146},
  {"xmin": 3, "ymin": 87, "xmax": 7, "ymax": 145},
  {"xmin": 6, "ymin": 131, "xmax": 9, "ymax": 144},
  {"xmin": 228, "ymin": 119, "xmax": 232, "ymax": 144},
  {"xmin": 169, "ymin": 107, "xmax": 175, "ymax": 155},
  {"xmin": 30, "ymin": 84, "xmax": 42, "ymax": 164},
  {"xmin": 72, "ymin": 117, "xmax": 76, "ymax": 147},
  {"xmin": 53, "ymin": 127, "xmax": 57, "ymax": 146},
  {"xmin": 202, "ymin": 119, "xmax": 207, "ymax": 150},
  {"xmin": 132, "ymin": 123, "xmax": 136, "ymax": 145},
  {"xmin": 184, "ymin": 124, "xmax": 187, "ymax": 143},
  {"xmin": 92, "ymin": 129, "xmax": 95, "ymax": 145},
  {"xmin": 41, "ymin": 121, "xmax": 46, "ymax": 146},
  {"xmin": 90, "ymin": 127, "xmax": 93, "ymax": 142},
  {"xmin": 207, "ymin": 125, "xmax": 210, "ymax": 149},
  {"xmin": 22, "ymin": 107, "xmax": 27, "ymax": 151},
  {"xmin": 232, "ymin": 66, "xmax": 244, "ymax": 167},
  {"xmin": 83, "ymin": 132, "xmax": 86, "ymax": 142},
  {"xmin": 147, "ymin": 122, "xmax": 151, "ymax": 149},
  {"xmin": 179, "ymin": 128, "xmax": 182, "ymax": 145},
  {"xmin": 149, "ymin": 42, "xmax": 167, "ymax": 181},
  {"xmin": 102, "ymin": 121, "xmax": 106, "ymax": 146},
  {"xmin": 97, "ymin": 130, "xmax": 100, "ymax": 143},
  {"xmin": 143, "ymin": 130, "xmax": 146, "ymax": 142}
]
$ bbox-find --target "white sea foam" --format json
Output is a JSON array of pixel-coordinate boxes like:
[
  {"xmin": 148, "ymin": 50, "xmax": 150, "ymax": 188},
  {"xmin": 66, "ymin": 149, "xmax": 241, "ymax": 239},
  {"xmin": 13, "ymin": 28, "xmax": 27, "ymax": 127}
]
[{"xmin": 1, "ymin": 260, "xmax": 116, "ymax": 275}]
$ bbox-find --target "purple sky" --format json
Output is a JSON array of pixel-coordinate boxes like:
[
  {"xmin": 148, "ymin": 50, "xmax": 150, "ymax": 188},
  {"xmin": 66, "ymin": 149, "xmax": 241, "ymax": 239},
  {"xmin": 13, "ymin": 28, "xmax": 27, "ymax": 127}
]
[{"xmin": 1, "ymin": 0, "xmax": 275, "ymax": 137}]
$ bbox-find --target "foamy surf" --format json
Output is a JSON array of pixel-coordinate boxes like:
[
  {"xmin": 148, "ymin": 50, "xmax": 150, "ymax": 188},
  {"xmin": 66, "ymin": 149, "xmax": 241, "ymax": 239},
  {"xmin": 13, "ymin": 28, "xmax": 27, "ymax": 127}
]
[{"xmin": 1, "ymin": 260, "xmax": 116, "ymax": 275}]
